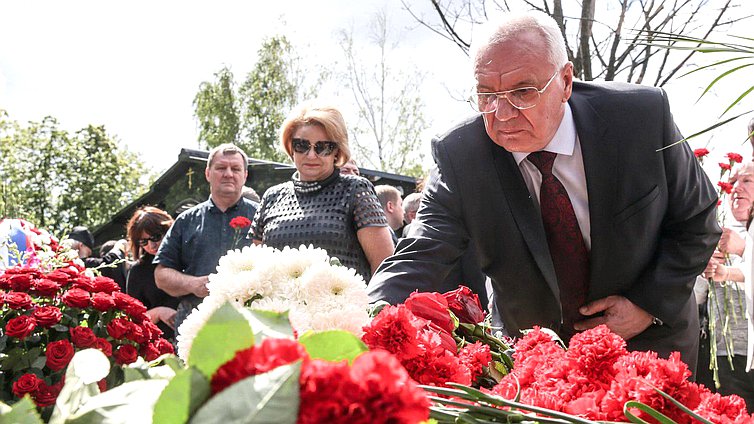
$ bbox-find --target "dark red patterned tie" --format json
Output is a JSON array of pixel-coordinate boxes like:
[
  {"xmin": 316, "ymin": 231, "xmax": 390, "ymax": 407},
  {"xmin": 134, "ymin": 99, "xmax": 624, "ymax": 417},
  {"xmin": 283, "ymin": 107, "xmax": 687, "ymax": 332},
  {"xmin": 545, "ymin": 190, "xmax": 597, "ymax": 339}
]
[{"xmin": 527, "ymin": 151, "xmax": 590, "ymax": 337}]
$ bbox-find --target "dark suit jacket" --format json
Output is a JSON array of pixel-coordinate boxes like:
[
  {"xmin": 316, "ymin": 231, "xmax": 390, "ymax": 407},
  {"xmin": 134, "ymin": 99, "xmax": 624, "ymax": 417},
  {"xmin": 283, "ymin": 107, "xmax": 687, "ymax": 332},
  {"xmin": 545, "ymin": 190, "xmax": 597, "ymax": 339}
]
[{"xmin": 367, "ymin": 81, "xmax": 721, "ymax": 370}]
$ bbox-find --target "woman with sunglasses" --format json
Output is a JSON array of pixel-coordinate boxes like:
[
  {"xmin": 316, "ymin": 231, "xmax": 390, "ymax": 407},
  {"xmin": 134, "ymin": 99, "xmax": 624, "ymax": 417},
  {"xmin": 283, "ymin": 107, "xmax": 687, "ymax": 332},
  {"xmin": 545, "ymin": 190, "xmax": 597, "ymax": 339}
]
[
  {"xmin": 250, "ymin": 101, "xmax": 395, "ymax": 282},
  {"xmin": 126, "ymin": 206, "xmax": 179, "ymax": 341}
]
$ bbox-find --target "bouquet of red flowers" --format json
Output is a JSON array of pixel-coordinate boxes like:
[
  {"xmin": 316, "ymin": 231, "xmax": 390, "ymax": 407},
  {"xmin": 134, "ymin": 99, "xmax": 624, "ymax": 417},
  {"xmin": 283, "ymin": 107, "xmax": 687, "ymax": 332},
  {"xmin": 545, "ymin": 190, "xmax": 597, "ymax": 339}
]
[{"xmin": 0, "ymin": 222, "xmax": 173, "ymax": 412}]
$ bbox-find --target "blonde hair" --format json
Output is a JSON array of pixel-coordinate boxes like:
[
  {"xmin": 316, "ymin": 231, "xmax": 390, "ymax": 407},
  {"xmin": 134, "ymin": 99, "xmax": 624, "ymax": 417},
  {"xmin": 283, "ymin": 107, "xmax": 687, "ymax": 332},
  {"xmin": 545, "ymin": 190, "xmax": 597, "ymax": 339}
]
[{"xmin": 280, "ymin": 102, "xmax": 350, "ymax": 167}]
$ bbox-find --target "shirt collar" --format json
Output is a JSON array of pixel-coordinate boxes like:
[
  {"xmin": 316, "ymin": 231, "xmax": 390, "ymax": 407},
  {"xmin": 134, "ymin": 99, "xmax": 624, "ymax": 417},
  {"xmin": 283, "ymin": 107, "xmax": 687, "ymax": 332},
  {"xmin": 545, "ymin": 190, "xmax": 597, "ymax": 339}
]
[
  {"xmin": 207, "ymin": 196, "xmax": 242, "ymax": 213},
  {"xmin": 511, "ymin": 103, "xmax": 576, "ymax": 165}
]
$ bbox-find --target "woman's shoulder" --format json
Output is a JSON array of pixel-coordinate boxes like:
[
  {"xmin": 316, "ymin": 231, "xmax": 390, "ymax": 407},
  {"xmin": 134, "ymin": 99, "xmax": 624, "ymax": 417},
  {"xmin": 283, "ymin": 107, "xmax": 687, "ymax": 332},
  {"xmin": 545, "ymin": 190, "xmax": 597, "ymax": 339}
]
[
  {"xmin": 262, "ymin": 181, "xmax": 294, "ymax": 199},
  {"xmin": 338, "ymin": 173, "xmax": 374, "ymax": 190}
]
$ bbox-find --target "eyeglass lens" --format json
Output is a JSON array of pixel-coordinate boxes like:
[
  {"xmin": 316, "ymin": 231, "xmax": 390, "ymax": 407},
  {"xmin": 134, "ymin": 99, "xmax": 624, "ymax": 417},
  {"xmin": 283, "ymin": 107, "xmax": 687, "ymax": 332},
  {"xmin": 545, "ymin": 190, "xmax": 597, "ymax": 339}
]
[
  {"xmin": 138, "ymin": 234, "xmax": 163, "ymax": 247},
  {"xmin": 292, "ymin": 138, "xmax": 337, "ymax": 156}
]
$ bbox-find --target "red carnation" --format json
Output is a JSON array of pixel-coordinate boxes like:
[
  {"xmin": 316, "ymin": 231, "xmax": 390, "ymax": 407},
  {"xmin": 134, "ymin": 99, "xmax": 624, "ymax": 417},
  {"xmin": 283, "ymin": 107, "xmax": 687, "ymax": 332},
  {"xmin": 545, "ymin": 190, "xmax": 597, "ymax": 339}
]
[
  {"xmin": 95, "ymin": 338, "xmax": 113, "ymax": 357},
  {"xmin": 61, "ymin": 287, "xmax": 90, "ymax": 308},
  {"xmin": 115, "ymin": 344, "xmax": 139, "ymax": 365},
  {"xmin": 211, "ymin": 338, "xmax": 307, "ymax": 394},
  {"xmin": 5, "ymin": 315, "xmax": 37, "ymax": 340},
  {"xmin": 693, "ymin": 148, "xmax": 709, "ymax": 158},
  {"xmin": 718, "ymin": 181, "xmax": 734, "ymax": 194},
  {"xmin": 443, "ymin": 285, "xmax": 486, "ymax": 324},
  {"xmin": 46, "ymin": 339, "xmax": 75, "ymax": 371},
  {"xmin": 106, "ymin": 318, "xmax": 131, "ymax": 340},
  {"xmin": 33, "ymin": 305, "xmax": 63, "ymax": 327},
  {"xmin": 726, "ymin": 152, "xmax": 744, "ymax": 163},
  {"xmin": 459, "ymin": 341, "xmax": 492, "ymax": 380},
  {"xmin": 229, "ymin": 216, "xmax": 252, "ymax": 229},
  {"xmin": 404, "ymin": 291, "xmax": 455, "ymax": 334},
  {"xmin": 92, "ymin": 276, "xmax": 121, "ymax": 294},
  {"xmin": 719, "ymin": 162, "xmax": 732, "ymax": 171},
  {"xmin": 5, "ymin": 291, "xmax": 33, "ymax": 310},
  {"xmin": 69, "ymin": 326, "xmax": 97, "ymax": 348},
  {"xmin": 362, "ymin": 305, "xmax": 424, "ymax": 361},
  {"xmin": 12, "ymin": 373, "xmax": 42, "ymax": 398},
  {"xmin": 91, "ymin": 292, "xmax": 116, "ymax": 312}
]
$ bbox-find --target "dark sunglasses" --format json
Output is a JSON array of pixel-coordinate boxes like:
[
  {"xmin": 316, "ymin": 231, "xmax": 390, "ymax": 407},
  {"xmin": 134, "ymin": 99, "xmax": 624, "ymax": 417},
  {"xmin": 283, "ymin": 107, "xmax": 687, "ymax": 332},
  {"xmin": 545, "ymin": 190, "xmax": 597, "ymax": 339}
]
[
  {"xmin": 291, "ymin": 138, "xmax": 338, "ymax": 157},
  {"xmin": 137, "ymin": 234, "xmax": 164, "ymax": 247}
]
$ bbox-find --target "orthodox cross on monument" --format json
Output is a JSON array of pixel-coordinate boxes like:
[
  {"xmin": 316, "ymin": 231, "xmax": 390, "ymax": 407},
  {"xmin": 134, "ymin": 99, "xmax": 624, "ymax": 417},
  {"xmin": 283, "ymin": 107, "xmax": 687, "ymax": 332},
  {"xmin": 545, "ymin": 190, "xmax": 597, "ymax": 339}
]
[{"xmin": 186, "ymin": 167, "xmax": 194, "ymax": 190}]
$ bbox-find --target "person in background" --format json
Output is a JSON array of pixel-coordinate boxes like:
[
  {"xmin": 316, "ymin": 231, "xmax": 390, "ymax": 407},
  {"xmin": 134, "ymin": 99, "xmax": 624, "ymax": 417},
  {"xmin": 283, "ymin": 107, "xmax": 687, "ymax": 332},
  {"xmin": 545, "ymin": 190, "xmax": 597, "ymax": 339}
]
[
  {"xmin": 250, "ymin": 101, "xmax": 394, "ymax": 282},
  {"xmin": 126, "ymin": 206, "xmax": 179, "ymax": 341},
  {"xmin": 340, "ymin": 158, "xmax": 360, "ymax": 176},
  {"xmin": 401, "ymin": 192, "xmax": 423, "ymax": 238},
  {"xmin": 375, "ymin": 185, "xmax": 404, "ymax": 246},
  {"xmin": 154, "ymin": 143, "xmax": 258, "ymax": 333},
  {"xmin": 701, "ymin": 162, "xmax": 754, "ymax": 411},
  {"xmin": 367, "ymin": 11, "xmax": 720, "ymax": 374},
  {"xmin": 66, "ymin": 226, "xmax": 127, "ymax": 289},
  {"xmin": 242, "ymin": 186, "xmax": 261, "ymax": 203},
  {"xmin": 98, "ymin": 240, "xmax": 129, "ymax": 291}
]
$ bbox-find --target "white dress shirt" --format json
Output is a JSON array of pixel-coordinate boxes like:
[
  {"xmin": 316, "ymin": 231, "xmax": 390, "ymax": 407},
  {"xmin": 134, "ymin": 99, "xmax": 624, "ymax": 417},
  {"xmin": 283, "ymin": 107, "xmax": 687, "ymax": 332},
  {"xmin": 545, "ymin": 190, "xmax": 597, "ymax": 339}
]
[{"xmin": 512, "ymin": 104, "xmax": 591, "ymax": 250}]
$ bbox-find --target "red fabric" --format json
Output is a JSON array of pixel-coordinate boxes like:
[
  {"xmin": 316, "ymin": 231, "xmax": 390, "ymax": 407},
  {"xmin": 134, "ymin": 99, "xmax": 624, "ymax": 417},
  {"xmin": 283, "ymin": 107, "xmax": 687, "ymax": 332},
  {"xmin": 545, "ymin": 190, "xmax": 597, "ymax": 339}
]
[{"xmin": 528, "ymin": 151, "xmax": 589, "ymax": 336}]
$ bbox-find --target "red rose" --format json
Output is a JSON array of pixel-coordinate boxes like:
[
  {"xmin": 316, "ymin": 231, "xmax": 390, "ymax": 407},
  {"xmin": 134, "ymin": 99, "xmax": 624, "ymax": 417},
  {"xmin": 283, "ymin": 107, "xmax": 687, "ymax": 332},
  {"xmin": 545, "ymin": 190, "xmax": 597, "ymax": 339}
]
[
  {"xmin": 32, "ymin": 278, "xmax": 61, "ymax": 297},
  {"xmin": 5, "ymin": 315, "xmax": 37, "ymax": 339},
  {"xmin": 141, "ymin": 343, "xmax": 161, "ymax": 361},
  {"xmin": 443, "ymin": 285, "xmax": 486, "ymax": 324},
  {"xmin": 95, "ymin": 338, "xmax": 113, "ymax": 357},
  {"xmin": 91, "ymin": 292, "xmax": 115, "ymax": 311},
  {"xmin": 404, "ymin": 291, "xmax": 455, "ymax": 334},
  {"xmin": 229, "ymin": 216, "xmax": 252, "ymax": 229},
  {"xmin": 112, "ymin": 292, "xmax": 147, "ymax": 317},
  {"xmin": 72, "ymin": 275, "xmax": 96, "ymax": 292},
  {"xmin": 8, "ymin": 273, "xmax": 35, "ymax": 292},
  {"xmin": 126, "ymin": 322, "xmax": 147, "ymax": 344},
  {"xmin": 115, "ymin": 344, "xmax": 139, "ymax": 365},
  {"xmin": 154, "ymin": 338, "xmax": 175, "ymax": 355},
  {"xmin": 33, "ymin": 305, "xmax": 63, "ymax": 327},
  {"xmin": 61, "ymin": 287, "xmax": 90, "ymax": 308},
  {"xmin": 211, "ymin": 338, "xmax": 307, "ymax": 394},
  {"xmin": 69, "ymin": 326, "xmax": 97, "ymax": 348},
  {"xmin": 5, "ymin": 291, "xmax": 33, "ymax": 310},
  {"xmin": 694, "ymin": 148, "xmax": 710, "ymax": 158},
  {"xmin": 92, "ymin": 276, "xmax": 120, "ymax": 294},
  {"xmin": 46, "ymin": 339, "xmax": 75, "ymax": 371},
  {"xmin": 33, "ymin": 380, "xmax": 63, "ymax": 407},
  {"xmin": 141, "ymin": 319, "xmax": 163, "ymax": 340},
  {"xmin": 12, "ymin": 373, "xmax": 42, "ymax": 398},
  {"xmin": 46, "ymin": 269, "xmax": 73, "ymax": 283},
  {"xmin": 106, "ymin": 318, "xmax": 131, "ymax": 340}
]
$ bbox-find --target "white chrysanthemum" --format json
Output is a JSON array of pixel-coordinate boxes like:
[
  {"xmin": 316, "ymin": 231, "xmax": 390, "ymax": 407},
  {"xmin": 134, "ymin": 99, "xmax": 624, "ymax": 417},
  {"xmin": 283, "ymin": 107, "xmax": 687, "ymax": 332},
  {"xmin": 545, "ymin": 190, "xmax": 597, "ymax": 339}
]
[
  {"xmin": 294, "ymin": 305, "xmax": 369, "ymax": 336},
  {"xmin": 296, "ymin": 262, "xmax": 369, "ymax": 308},
  {"xmin": 215, "ymin": 244, "xmax": 279, "ymax": 276},
  {"xmin": 249, "ymin": 296, "xmax": 295, "ymax": 314},
  {"xmin": 176, "ymin": 296, "xmax": 231, "ymax": 360}
]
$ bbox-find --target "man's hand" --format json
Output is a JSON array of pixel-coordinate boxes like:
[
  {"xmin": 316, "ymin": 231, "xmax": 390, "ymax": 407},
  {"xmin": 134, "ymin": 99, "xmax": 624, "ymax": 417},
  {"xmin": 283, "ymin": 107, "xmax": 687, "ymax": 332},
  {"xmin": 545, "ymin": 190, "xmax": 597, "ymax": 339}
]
[
  {"xmin": 574, "ymin": 295, "xmax": 653, "ymax": 340},
  {"xmin": 718, "ymin": 227, "xmax": 745, "ymax": 256},
  {"xmin": 147, "ymin": 306, "xmax": 177, "ymax": 328},
  {"xmin": 190, "ymin": 275, "xmax": 210, "ymax": 298}
]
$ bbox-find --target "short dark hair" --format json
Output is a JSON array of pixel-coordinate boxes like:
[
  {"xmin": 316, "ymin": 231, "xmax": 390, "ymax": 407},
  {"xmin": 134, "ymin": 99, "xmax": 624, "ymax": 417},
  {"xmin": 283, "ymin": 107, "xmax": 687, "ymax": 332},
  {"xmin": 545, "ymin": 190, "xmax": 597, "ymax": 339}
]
[{"xmin": 207, "ymin": 144, "xmax": 249, "ymax": 169}]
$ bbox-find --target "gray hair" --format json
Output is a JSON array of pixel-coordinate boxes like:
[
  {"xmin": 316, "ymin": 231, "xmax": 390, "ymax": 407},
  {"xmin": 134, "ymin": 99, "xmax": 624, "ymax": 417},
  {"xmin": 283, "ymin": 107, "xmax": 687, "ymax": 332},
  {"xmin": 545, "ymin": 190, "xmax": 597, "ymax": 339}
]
[
  {"xmin": 470, "ymin": 11, "xmax": 568, "ymax": 71},
  {"xmin": 402, "ymin": 192, "xmax": 422, "ymax": 215},
  {"xmin": 207, "ymin": 143, "xmax": 249, "ymax": 169}
]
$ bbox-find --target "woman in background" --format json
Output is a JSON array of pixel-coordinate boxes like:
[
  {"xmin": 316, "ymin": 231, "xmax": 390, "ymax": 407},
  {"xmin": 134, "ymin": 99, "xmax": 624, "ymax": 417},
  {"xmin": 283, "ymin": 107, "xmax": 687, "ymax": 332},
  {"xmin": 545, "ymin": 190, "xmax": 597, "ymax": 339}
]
[
  {"xmin": 126, "ymin": 206, "xmax": 179, "ymax": 341},
  {"xmin": 250, "ymin": 101, "xmax": 394, "ymax": 282}
]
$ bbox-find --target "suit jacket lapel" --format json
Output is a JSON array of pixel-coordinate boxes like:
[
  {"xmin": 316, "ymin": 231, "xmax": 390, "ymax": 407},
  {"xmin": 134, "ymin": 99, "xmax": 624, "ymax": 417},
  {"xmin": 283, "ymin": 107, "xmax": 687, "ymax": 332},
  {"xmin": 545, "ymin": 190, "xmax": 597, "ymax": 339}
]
[
  {"xmin": 569, "ymin": 87, "xmax": 614, "ymax": 301},
  {"xmin": 489, "ymin": 140, "xmax": 560, "ymax": 299}
]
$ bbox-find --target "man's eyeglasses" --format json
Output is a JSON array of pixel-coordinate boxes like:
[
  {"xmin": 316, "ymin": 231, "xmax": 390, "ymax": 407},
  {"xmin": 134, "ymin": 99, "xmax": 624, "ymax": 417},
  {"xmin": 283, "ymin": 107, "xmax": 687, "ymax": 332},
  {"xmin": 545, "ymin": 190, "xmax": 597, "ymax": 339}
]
[
  {"xmin": 137, "ymin": 234, "xmax": 164, "ymax": 247},
  {"xmin": 469, "ymin": 70, "xmax": 559, "ymax": 113},
  {"xmin": 291, "ymin": 138, "xmax": 338, "ymax": 157}
]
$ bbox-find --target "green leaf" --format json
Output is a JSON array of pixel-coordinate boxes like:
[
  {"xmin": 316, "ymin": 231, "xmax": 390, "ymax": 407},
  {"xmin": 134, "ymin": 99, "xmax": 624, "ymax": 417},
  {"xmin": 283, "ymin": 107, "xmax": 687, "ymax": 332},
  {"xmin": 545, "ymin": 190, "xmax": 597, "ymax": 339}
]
[
  {"xmin": 298, "ymin": 330, "xmax": 367, "ymax": 363},
  {"xmin": 189, "ymin": 362, "xmax": 300, "ymax": 424},
  {"xmin": 153, "ymin": 367, "xmax": 210, "ymax": 424},
  {"xmin": 623, "ymin": 401, "xmax": 676, "ymax": 424},
  {"xmin": 188, "ymin": 302, "xmax": 254, "ymax": 379},
  {"xmin": 245, "ymin": 308, "xmax": 294, "ymax": 342},
  {"xmin": 0, "ymin": 396, "xmax": 43, "ymax": 424},
  {"xmin": 64, "ymin": 380, "xmax": 169, "ymax": 424}
]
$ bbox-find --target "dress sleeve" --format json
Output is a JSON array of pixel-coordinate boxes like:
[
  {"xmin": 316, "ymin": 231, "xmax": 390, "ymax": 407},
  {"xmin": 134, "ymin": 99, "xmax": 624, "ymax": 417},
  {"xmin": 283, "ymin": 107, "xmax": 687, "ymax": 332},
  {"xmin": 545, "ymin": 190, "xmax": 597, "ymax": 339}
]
[{"xmin": 351, "ymin": 178, "xmax": 389, "ymax": 229}]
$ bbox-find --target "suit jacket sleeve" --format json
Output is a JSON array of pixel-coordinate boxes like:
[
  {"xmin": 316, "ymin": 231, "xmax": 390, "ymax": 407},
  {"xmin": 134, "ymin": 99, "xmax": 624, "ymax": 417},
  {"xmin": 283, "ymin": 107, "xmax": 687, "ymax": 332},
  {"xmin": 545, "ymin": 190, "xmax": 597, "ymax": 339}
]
[
  {"xmin": 367, "ymin": 134, "xmax": 470, "ymax": 304},
  {"xmin": 622, "ymin": 88, "xmax": 721, "ymax": 327}
]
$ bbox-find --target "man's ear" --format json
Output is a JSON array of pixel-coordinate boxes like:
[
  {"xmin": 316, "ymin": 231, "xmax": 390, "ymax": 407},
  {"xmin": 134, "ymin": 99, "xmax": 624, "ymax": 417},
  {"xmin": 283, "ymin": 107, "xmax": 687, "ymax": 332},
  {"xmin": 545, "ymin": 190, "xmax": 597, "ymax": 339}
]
[
  {"xmin": 385, "ymin": 201, "xmax": 395, "ymax": 213},
  {"xmin": 205, "ymin": 166, "xmax": 211, "ymax": 181}
]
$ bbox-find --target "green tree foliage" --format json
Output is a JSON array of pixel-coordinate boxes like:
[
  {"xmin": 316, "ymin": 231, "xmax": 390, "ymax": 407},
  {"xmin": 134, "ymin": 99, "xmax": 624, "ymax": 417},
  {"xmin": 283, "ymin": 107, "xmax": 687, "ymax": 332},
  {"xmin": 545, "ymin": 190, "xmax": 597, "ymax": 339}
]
[
  {"xmin": 338, "ymin": 9, "xmax": 427, "ymax": 177},
  {"xmin": 239, "ymin": 36, "xmax": 298, "ymax": 163},
  {"xmin": 0, "ymin": 111, "xmax": 148, "ymax": 235},
  {"xmin": 193, "ymin": 66, "xmax": 241, "ymax": 147},
  {"xmin": 192, "ymin": 36, "xmax": 299, "ymax": 163}
]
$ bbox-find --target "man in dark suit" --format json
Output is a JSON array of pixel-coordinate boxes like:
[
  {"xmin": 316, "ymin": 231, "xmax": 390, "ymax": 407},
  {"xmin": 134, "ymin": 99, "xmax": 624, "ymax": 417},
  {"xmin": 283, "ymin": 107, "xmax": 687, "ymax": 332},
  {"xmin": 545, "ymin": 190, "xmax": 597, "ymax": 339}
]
[{"xmin": 367, "ymin": 11, "xmax": 721, "ymax": 373}]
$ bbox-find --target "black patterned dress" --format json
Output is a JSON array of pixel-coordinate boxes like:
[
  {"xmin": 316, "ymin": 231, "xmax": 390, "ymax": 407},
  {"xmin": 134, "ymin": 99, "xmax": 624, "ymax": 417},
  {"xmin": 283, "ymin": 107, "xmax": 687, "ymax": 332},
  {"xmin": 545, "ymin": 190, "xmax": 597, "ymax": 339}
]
[{"xmin": 250, "ymin": 169, "xmax": 388, "ymax": 281}]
